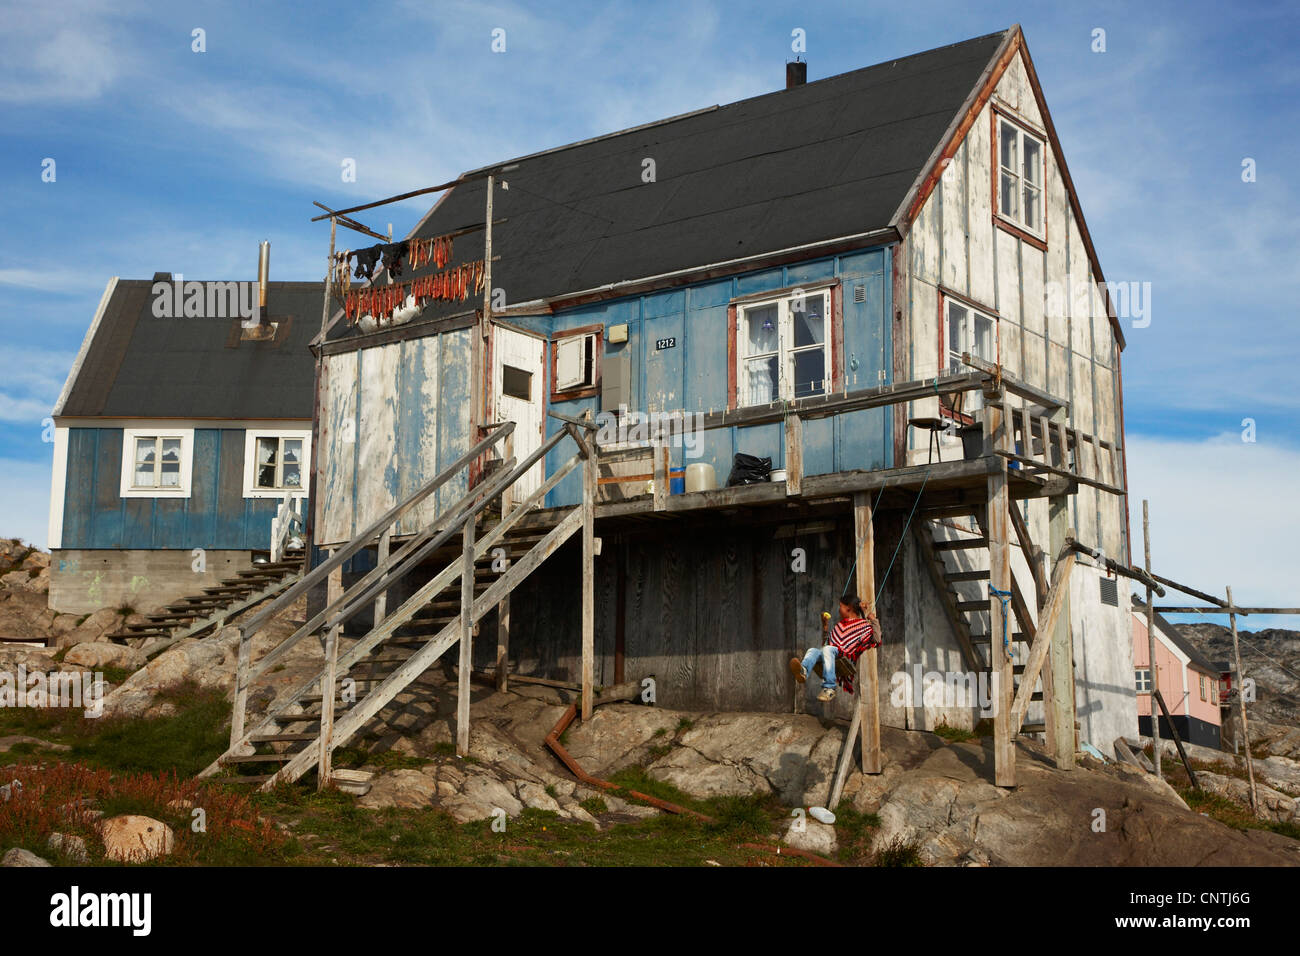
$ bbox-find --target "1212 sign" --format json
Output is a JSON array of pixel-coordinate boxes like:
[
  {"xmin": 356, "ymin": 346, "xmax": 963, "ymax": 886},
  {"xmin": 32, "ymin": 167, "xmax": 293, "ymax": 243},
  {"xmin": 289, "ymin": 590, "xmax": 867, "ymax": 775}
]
[{"xmin": 655, "ymin": 337, "xmax": 677, "ymax": 350}]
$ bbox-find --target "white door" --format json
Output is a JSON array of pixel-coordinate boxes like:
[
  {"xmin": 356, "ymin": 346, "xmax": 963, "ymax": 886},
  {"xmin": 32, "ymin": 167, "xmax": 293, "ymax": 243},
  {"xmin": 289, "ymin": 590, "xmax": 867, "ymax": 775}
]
[{"xmin": 492, "ymin": 323, "xmax": 546, "ymax": 503}]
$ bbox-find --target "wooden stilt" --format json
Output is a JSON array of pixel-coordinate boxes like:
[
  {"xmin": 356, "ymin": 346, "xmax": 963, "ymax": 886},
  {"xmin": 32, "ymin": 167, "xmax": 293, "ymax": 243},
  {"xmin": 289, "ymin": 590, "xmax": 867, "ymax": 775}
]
[
  {"xmin": 230, "ymin": 628, "xmax": 251, "ymax": 749},
  {"xmin": 1226, "ymin": 585, "xmax": 1259, "ymax": 815},
  {"xmin": 1047, "ymin": 406, "xmax": 1076, "ymax": 770},
  {"xmin": 852, "ymin": 491, "xmax": 880, "ymax": 774},
  {"xmin": 581, "ymin": 439, "xmax": 596, "ymax": 721},
  {"xmin": 785, "ymin": 413, "xmax": 803, "ymax": 496},
  {"xmin": 984, "ymin": 393, "xmax": 1015, "ymax": 786},
  {"xmin": 317, "ymin": 559, "xmax": 343, "ymax": 789},
  {"xmin": 1143, "ymin": 500, "xmax": 1161, "ymax": 779},
  {"xmin": 457, "ymin": 517, "xmax": 475, "ymax": 756}
]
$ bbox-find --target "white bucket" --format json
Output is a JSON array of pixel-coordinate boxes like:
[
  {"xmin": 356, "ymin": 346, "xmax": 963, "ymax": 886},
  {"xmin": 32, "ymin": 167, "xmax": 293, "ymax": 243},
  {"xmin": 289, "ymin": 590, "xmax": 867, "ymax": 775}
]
[{"xmin": 685, "ymin": 463, "xmax": 716, "ymax": 493}]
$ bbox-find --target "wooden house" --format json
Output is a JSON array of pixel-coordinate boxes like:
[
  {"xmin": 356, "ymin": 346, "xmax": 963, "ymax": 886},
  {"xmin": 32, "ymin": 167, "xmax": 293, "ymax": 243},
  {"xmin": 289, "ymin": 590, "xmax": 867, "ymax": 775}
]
[
  {"xmin": 204, "ymin": 26, "xmax": 1139, "ymax": 790},
  {"xmin": 48, "ymin": 271, "xmax": 319, "ymax": 616}
]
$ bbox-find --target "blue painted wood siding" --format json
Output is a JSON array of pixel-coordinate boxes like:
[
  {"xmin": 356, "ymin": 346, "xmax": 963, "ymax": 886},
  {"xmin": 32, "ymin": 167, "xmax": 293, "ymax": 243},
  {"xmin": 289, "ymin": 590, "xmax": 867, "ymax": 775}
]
[
  {"xmin": 541, "ymin": 246, "xmax": 893, "ymax": 507},
  {"xmin": 60, "ymin": 428, "xmax": 283, "ymax": 550}
]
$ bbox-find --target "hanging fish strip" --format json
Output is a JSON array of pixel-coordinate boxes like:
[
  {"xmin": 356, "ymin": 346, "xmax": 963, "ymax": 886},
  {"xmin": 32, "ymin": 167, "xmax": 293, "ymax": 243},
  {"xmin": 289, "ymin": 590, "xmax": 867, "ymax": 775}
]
[{"xmin": 344, "ymin": 259, "xmax": 485, "ymax": 323}]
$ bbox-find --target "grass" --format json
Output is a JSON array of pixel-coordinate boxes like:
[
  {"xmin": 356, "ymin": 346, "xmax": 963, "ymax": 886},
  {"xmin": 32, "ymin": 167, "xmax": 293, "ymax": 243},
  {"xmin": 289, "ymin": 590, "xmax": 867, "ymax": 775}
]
[
  {"xmin": 873, "ymin": 835, "xmax": 924, "ymax": 867},
  {"xmin": 932, "ymin": 719, "xmax": 976, "ymax": 743},
  {"xmin": 1177, "ymin": 786, "xmax": 1300, "ymax": 842},
  {"xmin": 333, "ymin": 747, "xmax": 430, "ymax": 772}
]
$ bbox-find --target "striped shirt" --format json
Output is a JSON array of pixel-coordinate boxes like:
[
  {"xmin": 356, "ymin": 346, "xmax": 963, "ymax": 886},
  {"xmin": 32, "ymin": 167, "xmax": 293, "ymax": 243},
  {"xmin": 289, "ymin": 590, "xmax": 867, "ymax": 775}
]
[{"xmin": 829, "ymin": 616, "xmax": 877, "ymax": 663}]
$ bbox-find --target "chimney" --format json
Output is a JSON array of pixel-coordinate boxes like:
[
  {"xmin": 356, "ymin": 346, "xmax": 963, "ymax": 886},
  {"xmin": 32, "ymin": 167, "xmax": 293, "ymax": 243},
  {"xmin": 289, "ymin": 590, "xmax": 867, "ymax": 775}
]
[
  {"xmin": 786, "ymin": 58, "xmax": 806, "ymax": 89},
  {"xmin": 257, "ymin": 240, "xmax": 270, "ymax": 324}
]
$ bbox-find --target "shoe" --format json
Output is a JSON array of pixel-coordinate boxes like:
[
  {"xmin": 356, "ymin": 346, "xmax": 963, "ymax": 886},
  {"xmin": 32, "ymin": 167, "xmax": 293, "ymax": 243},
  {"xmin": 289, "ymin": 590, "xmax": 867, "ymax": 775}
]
[
  {"xmin": 817, "ymin": 687, "xmax": 837, "ymax": 702},
  {"xmin": 789, "ymin": 658, "xmax": 806, "ymax": 683}
]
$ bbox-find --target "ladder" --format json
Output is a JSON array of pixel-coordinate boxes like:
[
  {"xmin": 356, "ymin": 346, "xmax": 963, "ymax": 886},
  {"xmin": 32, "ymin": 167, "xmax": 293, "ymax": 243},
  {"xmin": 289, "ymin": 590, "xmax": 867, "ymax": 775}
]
[{"xmin": 197, "ymin": 416, "xmax": 597, "ymax": 790}]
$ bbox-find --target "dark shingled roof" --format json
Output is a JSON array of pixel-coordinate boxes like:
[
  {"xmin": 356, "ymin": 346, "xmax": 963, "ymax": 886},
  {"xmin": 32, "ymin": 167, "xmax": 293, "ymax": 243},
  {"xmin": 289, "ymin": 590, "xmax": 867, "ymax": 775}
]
[
  {"xmin": 333, "ymin": 29, "xmax": 1009, "ymax": 337},
  {"xmin": 59, "ymin": 279, "xmax": 322, "ymax": 420}
]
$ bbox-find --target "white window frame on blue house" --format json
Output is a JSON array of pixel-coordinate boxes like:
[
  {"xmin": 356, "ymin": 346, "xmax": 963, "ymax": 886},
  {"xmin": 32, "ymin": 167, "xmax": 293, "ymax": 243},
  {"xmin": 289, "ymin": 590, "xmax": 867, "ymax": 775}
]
[
  {"xmin": 243, "ymin": 428, "xmax": 312, "ymax": 499},
  {"xmin": 119, "ymin": 426, "xmax": 194, "ymax": 498},
  {"xmin": 735, "ymin": 287, "xmax": 831, "ymax": 407}
]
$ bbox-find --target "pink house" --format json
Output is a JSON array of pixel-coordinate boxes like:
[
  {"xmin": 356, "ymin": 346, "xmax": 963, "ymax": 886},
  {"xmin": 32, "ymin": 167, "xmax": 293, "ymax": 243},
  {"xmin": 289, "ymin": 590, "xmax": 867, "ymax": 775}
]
[{"xmin": 1131, "ymin": 596, "xmax": 1222, "ymax": 749}]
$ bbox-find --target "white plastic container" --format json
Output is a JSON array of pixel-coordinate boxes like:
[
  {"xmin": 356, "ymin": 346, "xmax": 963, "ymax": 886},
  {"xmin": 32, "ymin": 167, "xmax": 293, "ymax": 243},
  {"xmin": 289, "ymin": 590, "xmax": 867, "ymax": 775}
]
[
  {"xmin": 770, "ymin": 468, "xmax": 788, "ymax": 483},
  {"xmin": 685, "ymin": 463, "xmax": 716, "ymax": 493}
]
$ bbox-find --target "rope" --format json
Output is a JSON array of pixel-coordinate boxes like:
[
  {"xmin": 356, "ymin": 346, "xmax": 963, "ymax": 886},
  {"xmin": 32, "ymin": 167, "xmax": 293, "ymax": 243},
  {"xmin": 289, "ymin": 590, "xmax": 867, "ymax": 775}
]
[
  {"xmin": 988, "ymin": 585, "xmax": 1013, "ymax": 652},
  {"xmin": 842, "ymin": 464, "xmax": 934, "ymax": 613}
]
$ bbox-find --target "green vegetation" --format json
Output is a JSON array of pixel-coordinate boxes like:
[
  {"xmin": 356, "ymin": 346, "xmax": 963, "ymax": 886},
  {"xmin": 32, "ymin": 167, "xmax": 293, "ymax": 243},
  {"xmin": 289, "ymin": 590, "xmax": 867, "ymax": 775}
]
[{"xmin": 932, "ymin": 719, "xmax": 976, "ymax": 743}]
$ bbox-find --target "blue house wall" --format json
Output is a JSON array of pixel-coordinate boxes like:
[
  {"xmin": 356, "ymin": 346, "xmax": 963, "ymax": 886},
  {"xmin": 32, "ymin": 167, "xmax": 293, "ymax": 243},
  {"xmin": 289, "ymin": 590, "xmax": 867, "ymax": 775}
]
[
  {"xmin": 60, "ymin": 427, "xmax": 282, "ymax": 551},
  {"xmin": 530, "ymin": 246, "xmax": 893, "ymax": 508}
]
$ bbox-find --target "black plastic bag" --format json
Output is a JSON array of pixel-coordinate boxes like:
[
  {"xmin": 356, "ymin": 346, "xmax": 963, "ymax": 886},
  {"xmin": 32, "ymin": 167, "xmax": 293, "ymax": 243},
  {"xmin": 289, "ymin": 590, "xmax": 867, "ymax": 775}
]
[{"xmin": 727, "ymin": 453, "xmax": 772, "ymax": 486}]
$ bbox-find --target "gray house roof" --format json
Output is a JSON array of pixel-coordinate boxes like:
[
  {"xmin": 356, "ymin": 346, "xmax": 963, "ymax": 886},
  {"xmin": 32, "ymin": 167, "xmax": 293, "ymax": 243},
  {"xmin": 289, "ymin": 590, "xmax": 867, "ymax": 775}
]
[
  {"xmin": 57, "ymin": 279, "xmax": 322, "ymax": 420},
  {"xmin": 331, "ymin": 29, "xmax": 1011, "ymax": 338}
]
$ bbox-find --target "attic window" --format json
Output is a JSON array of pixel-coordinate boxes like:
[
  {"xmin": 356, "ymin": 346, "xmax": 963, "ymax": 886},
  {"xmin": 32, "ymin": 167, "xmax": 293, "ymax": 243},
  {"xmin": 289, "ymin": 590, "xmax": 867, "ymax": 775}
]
[
  {"xmin": 551, "ymin": 326, "xmax": 603, "ymax": 401},
  {"xmin": 996, "ymin": 116, "xmax": 1045, "ymax": 237}
]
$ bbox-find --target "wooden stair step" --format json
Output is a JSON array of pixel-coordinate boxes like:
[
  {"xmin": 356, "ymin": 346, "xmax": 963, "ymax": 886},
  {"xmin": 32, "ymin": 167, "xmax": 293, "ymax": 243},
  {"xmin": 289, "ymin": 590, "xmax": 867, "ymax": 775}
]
[
  {"xmin": 250, "ymin": 732, "xmax": 319, "ymax": 742},
  {"xmin": 933, "ymin": 538, "xmax": 989, "ymax": 551},
  {"xmin": 272, "ymin": 712, "xmax": 326, "ymax": 722},
  {"xmin": 1020, "ymin": 723, "xmax": 1047, "ymax": 734},
  {"xmin": 219, "ymin": 775, "xmax": 275, "ymax": 785},
  {"xmin": 955, "ymin": 601, "xmax": 989, "ymax": 612},
  {"xmin": 944, "ymin": 570, "xmax": 990, "ymax": 582},
  {"xmin": 223, "ymin": 753, "xmax": 298, "ymax": 764}
]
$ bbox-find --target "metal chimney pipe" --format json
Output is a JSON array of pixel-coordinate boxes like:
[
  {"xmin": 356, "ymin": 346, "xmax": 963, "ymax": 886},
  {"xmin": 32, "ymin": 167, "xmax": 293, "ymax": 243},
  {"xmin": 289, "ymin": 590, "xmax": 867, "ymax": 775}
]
[
  {"xmin": 786, "ymin": 59, "xmax": 807, "ymax": 89},
  {"xmin": 257, "ymin": 241, "xmax": 270, "ymax": 323}
]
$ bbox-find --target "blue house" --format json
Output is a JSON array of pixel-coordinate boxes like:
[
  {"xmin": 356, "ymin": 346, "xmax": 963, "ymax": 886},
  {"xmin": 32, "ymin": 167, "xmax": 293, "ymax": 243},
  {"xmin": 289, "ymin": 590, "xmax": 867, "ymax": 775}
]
[
  {"xmin": 211, "ymin": 27, "xmax": 1141, "ymax": 789},
  {"xmin": 48, "ymin": 272, "xmax": 320, "ymax": 615}
]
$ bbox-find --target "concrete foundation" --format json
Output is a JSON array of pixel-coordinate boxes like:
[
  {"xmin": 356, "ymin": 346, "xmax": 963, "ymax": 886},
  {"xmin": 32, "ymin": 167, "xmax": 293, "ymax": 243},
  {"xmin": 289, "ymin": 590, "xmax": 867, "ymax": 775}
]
[{"xmin": 49, "ymin": 549, "xmax": 262, "ymax": 615}]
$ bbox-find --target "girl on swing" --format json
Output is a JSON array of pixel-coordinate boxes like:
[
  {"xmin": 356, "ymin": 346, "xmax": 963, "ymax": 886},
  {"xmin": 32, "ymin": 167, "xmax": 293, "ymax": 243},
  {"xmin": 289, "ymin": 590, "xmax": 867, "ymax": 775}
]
[{"xmin": 789, "ymin": 594, "xmax": 880, "ymax": 702}]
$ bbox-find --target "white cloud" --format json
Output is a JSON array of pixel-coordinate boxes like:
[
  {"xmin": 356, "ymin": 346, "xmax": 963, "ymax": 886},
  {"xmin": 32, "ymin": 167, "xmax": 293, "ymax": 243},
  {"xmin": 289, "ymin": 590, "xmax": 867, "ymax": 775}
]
[
  {"xmin": 0, "ymin": 457, "xmax": 53, "ymax": 550},
  {"xmin": 1125, "ymin": 431, "xmax": 1300, "ymax": 631}
]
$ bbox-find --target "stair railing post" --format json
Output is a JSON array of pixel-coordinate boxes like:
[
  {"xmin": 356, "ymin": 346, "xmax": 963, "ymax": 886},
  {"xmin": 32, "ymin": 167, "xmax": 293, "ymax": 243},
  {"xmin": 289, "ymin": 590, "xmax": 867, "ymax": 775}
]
[
  {"xmin": 230, "ymin": 626, "xmax": 251, "ymax": 750},
  {"xmin": 581, "ymin": 429, "xmax": 596, "ymax": 721},
  {"xmin": 374, "ymin": 524, "xmax": 392, "ymax": 626},
  {"xmin": 496, "ymin": 431, "xmax": 514, "ymax": 693},
  {"xmin": 457, "ymin": 514, "xmax": 476, "ymax": 756},
  {"xmin": 317, "ymin": 558, "xmax": 343, "ymax": 790}
]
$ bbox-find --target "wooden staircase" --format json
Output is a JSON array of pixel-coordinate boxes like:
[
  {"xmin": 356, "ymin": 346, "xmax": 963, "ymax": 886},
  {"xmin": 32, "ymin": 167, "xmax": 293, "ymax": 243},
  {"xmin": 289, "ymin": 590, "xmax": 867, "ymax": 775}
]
[
  {"xmin": 198, "ymin": 417, "xmax": 596, "ymax": 790},
  {"xmin": 107, "ymin": 551, "xmax": 306, "ymax": 658},
  {"xmin": 913, "ymin": 508, "xmax": 1048, "ymax": 734}
]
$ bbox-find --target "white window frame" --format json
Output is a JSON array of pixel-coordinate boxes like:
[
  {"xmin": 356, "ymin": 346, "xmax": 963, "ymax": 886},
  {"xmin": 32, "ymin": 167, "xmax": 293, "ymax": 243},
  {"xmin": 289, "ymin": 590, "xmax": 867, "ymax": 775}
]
[
  {"xmin": 995, "ymin": 116, "xmax": 1046, "ymax": 238},
  {"xmin": 119, "ymin": 427, "xmax": 194, "ymax": 498},
  {"xmin": 735, "ymin": 288, "xmax": 831, "ymax": 407},
  {"xmin": 943, "ymin": 295, "xmax": 998, "ymax": 414},
  {"xmin": 243, "ymin": 429, "xmax": 312, "ymax": 499},
  {"xmin": 1135, "ymin": 668, "xmax": 1152, "ymax": 694}
]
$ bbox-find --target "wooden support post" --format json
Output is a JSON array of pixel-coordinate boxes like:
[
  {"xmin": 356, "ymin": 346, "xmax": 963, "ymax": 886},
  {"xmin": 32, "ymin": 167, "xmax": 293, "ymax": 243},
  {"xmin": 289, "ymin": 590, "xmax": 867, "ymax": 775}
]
[
  {"xmin": 230, "ymin": 628, "xmax": 251, "ymax": 750},
  {"xmin": 984, "ymin": 394, "xmax": 1015, "ymax": 786},
  {"xmin": 1142, "ymin": 500, "xmax": 1161, "ymax": 780},
  {"xmin": 317, "ymin": 559, "xmax": 343, "ymax": 789},
  {"xmin": 496, "ymin": 431, "xmax": 513, "ymax": 693},
  {"xmin": 581, "ymin": 444, "xmax": 597, "ymax": 721},
  {"xmin": 374, "ymin": 525, "xmax": 392, "ymax": 626},
  {"xmin": 1226, "ymin": 585, "xmax": 1259, "ymax": 815},
  {"xmin": 1047, "ymin": 408, "xmax": 1076, "ymax": 770},
  {"xmin": 785, "ymin": 412, "xmax": 802, "ymax": 496},
  {"xmin": 457, "ymin": 517, "xmax": 476, "ymax": 756},
  {"xmin": 652, "ymin": 436, "xmax": 667, "ymax": 512},
  {"xmin": 1153, "ymin": 690, "xmax": 1200, "ymax": 789},
  {"xmin": 852, "ymin": 492, "xmax": 881, "ymax": 774}
]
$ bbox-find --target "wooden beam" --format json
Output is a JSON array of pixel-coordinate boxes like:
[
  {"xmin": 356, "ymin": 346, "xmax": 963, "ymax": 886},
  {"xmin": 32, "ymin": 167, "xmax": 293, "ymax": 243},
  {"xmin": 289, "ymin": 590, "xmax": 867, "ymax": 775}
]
[
  {"xmin": 1047, "ymin": 410, "xmax": 1076, "ymax": 770},
  {"xmin": 984, "ymin": 396, "xmax": 1015, "ymax": 787},
  {"xmin": 1008, "ymin": 550, "xmax": 1076, "ymax": 733},
  {"xmin": 652, "ymin": 439, "xmax": 667, "ymax": 513},
  {"xmin": 827, "ymin": 704, "xmax": 861, "ymax": 811},
  {"xmin": 1226, "ymin": 586, "xmax": 1259, "ymax": 815},
  {"xmin": 1154, "ymin": 606, "xmax": 1300, "ymax": 616},
  {"xmin": 1008, "ymin": 503, "xmax": 1046, "ymax": 606},
  {"xmin": 581, "ymin": 449, "xmax": 596, "ymax": 721},
  {"xmin": 1153, "ymin": 690, "xmax": 1200, "ymax": 790},
  {"xmin": 456, "ymin": 517, "xmax": 475, "ymax": 756},
  {"xmin": 785, "ymin": 413, "xmax": 803, "ymax": 496},
  {"xmin": 852, "ymin": 492, "xmax": 881, "ymax": 775},
  {"xmin": 317, "ymin": 561, "xmax": 343, "ymax": 789}
]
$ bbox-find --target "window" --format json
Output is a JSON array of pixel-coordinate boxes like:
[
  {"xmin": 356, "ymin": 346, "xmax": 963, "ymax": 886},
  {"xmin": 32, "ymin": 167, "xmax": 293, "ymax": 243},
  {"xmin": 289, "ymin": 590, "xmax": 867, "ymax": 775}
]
[
  {"xmin": 119, "ymin": 427, "xmax": 194, "ymax": 498},
  {"xmin": 551, "ymin": 326, "xmax": 603, "ymax": 400},
  {"xmin": 502, "ymin": 364, "xmax": 532, "ymax": 401},
  {"xmin": 1211, "ymin": 680, "xmax": 1219, "ymax": 705},
  {"xmin": 736, "ymin": 289, "xmax": 830, "ymax": 406},
  {"xmin": 242, "ymin": 429, "xmax": 312, "ymax": 498},
  {"xmin": 1135, "ymin": 668, "xmax": 1152, "ymax": 694},
  {"xmin": 1199, "ymin": 674, "xmax": 1208, "ymax": 701},
  {"xmin": 944, "ymin": 296, "xmax": 997, "ymax": 411},
  {"xmin": 996, "ymin": 117, "xmax": 1045, "ymax": 236}
]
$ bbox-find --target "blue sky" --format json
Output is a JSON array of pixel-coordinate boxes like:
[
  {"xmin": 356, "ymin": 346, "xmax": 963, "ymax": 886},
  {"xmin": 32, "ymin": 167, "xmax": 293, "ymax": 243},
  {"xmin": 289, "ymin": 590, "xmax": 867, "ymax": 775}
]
[{"xmin": 1, "ymin": 0, "xmax": 1297, "ymax": 632}]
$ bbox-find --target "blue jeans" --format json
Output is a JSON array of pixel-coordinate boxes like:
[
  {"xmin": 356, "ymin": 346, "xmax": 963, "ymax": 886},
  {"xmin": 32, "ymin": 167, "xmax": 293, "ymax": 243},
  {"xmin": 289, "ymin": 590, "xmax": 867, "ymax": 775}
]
[{"xmin": 801, "ymin": 645, "xmax": 838, "ymax": 691}]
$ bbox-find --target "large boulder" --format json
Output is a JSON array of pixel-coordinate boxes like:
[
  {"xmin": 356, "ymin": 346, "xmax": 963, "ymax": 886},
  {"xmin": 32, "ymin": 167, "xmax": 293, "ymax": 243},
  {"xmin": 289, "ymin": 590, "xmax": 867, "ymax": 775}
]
[
  {"xmin": 357, "ymin": 769, "xmax": 438, "ymax": 810},
  {"xmin": 100, "ymin": 815, "xmax": 175, "ymax": 862},
  {"xmin": 60, "ymin": 608, "xmax": 125, "ymax": 648},
  {"xmin": 64, "ymin": 642, "xmax": 146, "ymax": 672},
  {"xmin": 100, "ymin": 629, "xmax": 240, "ymax": 718},
  {"xmin": 1, "ymin": 847, "xmax": 51, "ymax": 867}
]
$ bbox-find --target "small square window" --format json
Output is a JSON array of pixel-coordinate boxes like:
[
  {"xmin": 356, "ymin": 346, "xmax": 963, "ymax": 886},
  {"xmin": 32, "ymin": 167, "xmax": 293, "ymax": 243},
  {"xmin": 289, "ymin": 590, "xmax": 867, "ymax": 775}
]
[
  {"xmin": 552, "ymin": 327, "xmax": 602, "ymax": 398},
  {"xmin": 1135, "ymin": 668, "xmax": 1152, "ymax": 693},
  {"xmin": 253, "ymin": 436, "xmax": 305, "ymax": 491},
  {"xmin": 502, "ymin": 364, "xmax": 532, "ymax": 401},
  {"xmin": 121, "ymin": 428, "xmax": 193, "ymax": 497}
]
